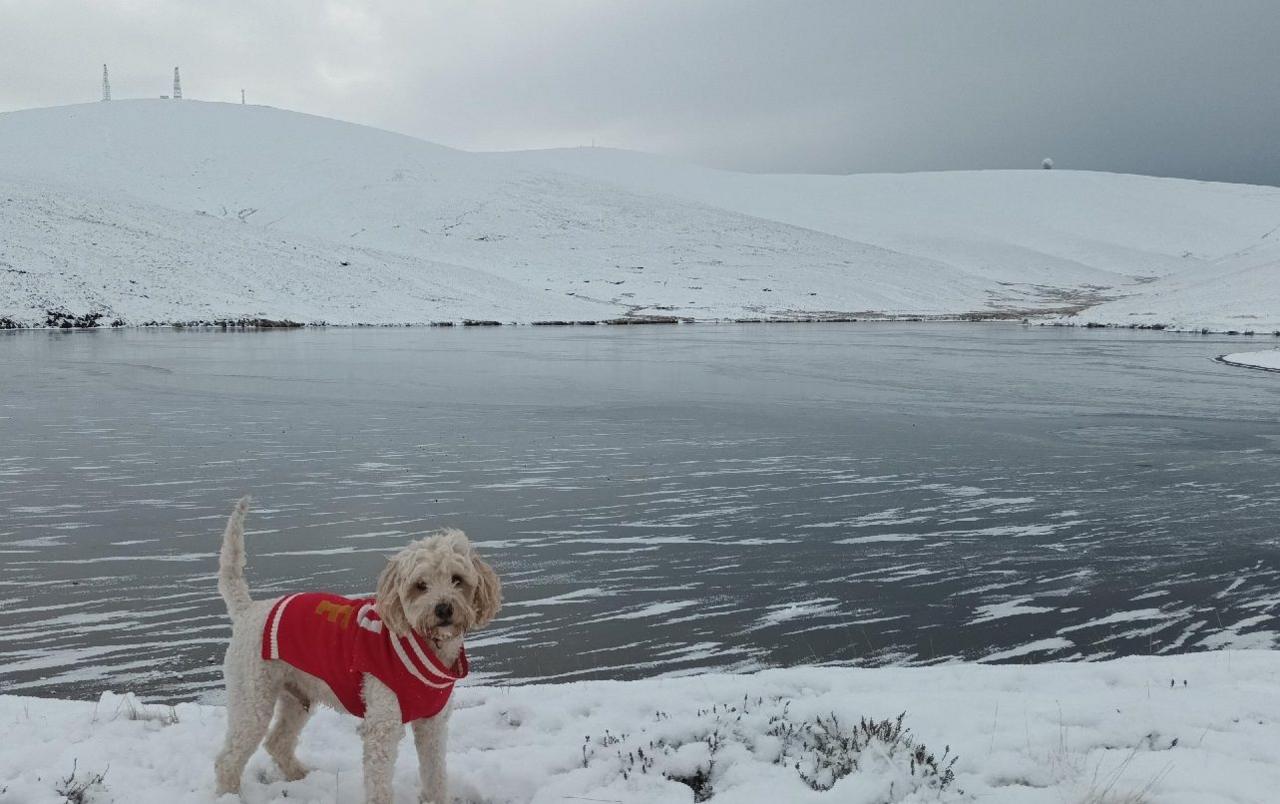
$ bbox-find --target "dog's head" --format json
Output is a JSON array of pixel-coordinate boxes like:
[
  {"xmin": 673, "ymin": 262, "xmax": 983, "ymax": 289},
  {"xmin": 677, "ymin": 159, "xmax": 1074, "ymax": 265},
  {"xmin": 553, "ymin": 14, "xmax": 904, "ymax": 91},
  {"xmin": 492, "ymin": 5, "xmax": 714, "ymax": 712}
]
[{"xmin": 375, "ymin": 528, "xmax": 501, "ymax": 640}]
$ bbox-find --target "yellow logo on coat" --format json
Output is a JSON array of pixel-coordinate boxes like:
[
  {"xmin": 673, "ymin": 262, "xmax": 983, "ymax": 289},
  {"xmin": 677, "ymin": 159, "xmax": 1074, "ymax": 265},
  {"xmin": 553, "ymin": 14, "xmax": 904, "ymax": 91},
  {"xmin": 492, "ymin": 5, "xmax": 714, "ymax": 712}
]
[{"xmin": 315, "ymin": 600, "xmax": 355, "ymax": 628}]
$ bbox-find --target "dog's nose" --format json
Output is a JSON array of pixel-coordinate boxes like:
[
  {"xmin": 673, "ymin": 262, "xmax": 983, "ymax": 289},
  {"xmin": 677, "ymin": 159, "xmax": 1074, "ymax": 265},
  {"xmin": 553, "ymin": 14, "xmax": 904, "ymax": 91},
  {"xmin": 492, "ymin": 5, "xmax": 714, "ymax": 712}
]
[{"xmin": 434, "ymin": 602, "xmax": 453, "ymax": 622}]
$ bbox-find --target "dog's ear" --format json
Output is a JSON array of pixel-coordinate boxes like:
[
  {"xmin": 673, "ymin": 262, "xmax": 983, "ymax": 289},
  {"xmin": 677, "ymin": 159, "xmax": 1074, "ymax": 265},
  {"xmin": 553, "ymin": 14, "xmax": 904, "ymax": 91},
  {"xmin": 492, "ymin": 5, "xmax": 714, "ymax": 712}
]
[
  {"xmin": 470, "ymin": 553, "xmax": 502, "ymax": 629},
  {"xmin": 375, "ymin": 553, "xmax": 412, "ymax": 636}
]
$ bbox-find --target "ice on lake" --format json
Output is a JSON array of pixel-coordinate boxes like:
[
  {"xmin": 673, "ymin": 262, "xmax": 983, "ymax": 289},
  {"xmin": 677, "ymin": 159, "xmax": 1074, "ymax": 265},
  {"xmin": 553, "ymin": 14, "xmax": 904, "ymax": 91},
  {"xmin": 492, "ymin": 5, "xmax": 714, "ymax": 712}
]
[{"xmin": 1, "ymin": 323, "xmax": 1278, "ymax": 701}]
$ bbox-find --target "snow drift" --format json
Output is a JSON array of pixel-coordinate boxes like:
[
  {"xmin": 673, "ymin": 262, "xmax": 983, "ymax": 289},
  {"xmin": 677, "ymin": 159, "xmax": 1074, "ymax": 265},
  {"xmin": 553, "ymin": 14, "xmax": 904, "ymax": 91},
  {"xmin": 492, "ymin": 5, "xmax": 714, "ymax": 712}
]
[{"xmin": 1, "ymin": 100, "xmax": 1278, "ymax": 328}]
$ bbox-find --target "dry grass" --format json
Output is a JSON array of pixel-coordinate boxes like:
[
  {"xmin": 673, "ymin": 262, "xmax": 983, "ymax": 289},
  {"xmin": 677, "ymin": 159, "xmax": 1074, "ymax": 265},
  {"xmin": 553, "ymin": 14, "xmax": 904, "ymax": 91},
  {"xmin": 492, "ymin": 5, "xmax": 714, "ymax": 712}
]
[
  {"xmin": 1072, "ymin": 746, "xmax": 1167, "ymax": 804},
  {"xmin": 90, "ymin": 693, "xmax": 179, "ymax": 726},
  {"xmin": 55, "ymin": 759, "xmax": 108, "ymax": 804}
]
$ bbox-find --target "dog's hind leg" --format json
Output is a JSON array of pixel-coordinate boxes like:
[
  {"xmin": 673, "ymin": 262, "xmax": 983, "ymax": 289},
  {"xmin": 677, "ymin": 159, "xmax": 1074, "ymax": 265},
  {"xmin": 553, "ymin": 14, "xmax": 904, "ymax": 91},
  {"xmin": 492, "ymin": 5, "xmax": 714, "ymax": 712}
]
[
  {"xmin": 264, "ymin": 690, "xmax": 312, "ymax": 782},
  {"xmin": 214, "ymin": 669, "xmax": 276, "ymax": 795}
]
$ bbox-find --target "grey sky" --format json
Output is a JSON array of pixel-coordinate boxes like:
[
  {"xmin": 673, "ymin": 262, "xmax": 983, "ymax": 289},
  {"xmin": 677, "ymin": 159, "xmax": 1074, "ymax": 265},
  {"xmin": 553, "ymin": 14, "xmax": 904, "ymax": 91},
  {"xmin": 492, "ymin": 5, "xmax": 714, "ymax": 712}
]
[{"xmin": 3, "ymin": 1, "xmax": 1279, "ymax": 184}]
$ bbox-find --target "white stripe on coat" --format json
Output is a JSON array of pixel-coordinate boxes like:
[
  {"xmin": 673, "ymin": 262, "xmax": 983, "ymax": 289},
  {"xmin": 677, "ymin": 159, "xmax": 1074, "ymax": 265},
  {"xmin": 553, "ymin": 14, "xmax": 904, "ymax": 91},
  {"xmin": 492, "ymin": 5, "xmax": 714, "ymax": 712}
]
[
  {"xmin": 356, "ymin": 603, "xmax": 383, "ymax": 633},
  {"xmin": 268, "ymin": 594, "xmax": 301, "ymax": 660},
  {"xmin": 389, "ymin": 633, "xmax": 455, "ymax": 690},
  {"xmin": 405, "ymin": 631, "xmax": 460, "ymax": 682}
]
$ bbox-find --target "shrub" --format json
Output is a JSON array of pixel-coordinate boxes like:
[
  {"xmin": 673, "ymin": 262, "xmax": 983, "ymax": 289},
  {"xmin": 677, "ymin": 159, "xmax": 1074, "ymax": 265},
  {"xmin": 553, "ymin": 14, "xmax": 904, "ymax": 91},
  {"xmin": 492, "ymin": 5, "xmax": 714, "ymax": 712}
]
[
  {"xmin": 583, "ymin": 697, "xmax": 961, "ymax": 800},
  {"xmin": 55, "ymin": 759, "xmax": 108, "ymax": 804},
  {"xmin": 768, "ymin": 709, "xmax": 958, "ymax": 793}
]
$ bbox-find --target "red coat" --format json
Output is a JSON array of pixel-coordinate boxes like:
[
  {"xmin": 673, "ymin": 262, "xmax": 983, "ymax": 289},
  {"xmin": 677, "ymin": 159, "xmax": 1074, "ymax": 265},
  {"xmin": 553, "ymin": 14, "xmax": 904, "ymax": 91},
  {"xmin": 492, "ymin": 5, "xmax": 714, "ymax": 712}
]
[{"xmin": 262, "ymin": 592, "xmax": 468, "ymax": 723}]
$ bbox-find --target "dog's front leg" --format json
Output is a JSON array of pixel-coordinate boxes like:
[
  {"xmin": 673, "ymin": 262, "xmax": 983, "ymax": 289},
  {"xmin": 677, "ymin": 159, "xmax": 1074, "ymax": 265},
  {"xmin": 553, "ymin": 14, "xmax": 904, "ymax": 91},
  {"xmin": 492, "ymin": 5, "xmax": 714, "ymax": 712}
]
[
  {"xmin": 360, "ymin": 676, "xmax": 404, "ymax": 804},
  {"xmin": 411, "ymin": 704, "xmax": 450, "ymax": 804}
]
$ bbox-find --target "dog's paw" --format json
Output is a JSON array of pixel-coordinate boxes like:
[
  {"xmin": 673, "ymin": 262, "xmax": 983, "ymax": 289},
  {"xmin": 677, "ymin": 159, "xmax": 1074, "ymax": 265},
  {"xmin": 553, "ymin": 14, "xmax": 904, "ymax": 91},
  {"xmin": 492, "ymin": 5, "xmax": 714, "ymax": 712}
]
[
  {"xmin": 279, "ymin": 761, "xmax": 310, "ymax": 782},
  {"xmin": 256, "ymin": 760, "xmax": 310, "ymax": 784}
]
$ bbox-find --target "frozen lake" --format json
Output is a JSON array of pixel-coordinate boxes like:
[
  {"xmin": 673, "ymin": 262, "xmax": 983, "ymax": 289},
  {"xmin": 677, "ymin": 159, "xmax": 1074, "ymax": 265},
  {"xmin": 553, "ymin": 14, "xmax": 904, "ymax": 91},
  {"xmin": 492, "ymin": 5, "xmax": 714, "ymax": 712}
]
[{"xmin": 2, "ymin": 324, "xmax": 1278, "ymax": 702}]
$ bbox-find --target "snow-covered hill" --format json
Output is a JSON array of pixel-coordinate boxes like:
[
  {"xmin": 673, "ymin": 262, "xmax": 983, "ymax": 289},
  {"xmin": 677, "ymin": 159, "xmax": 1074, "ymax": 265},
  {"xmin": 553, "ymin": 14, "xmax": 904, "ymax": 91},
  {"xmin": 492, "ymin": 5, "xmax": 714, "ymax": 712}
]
[
  {"xmin": 2, "ymin": 100, "xmax": 1278, "ymax": 328},
  {"xmin": 1067, "ymin": 239, "xmax": 1280, "ymax": 332},
  {"xmin": 0, "ymin": 176, "xmax": 604, "ymax": 325},
  {"xmin": 503, "ymin": 147, "xmax": 1280, "ymax": 332}
]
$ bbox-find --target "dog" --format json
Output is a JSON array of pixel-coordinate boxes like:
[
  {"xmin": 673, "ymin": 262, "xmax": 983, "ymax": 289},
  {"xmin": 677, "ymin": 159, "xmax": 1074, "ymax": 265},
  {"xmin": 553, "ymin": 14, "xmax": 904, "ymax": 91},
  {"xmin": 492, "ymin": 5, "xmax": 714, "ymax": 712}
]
[{"xmin": 214, "ymin": 497, "xmax": 501, "ymax": 803}]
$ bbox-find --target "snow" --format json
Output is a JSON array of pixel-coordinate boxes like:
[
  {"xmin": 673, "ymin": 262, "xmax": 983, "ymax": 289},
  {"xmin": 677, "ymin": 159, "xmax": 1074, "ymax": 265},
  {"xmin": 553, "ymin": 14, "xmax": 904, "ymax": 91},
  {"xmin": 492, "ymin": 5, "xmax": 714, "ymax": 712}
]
[
  {"xmin": 3, "ymin": 652, "xmax": 1279, "ymax": 803},
  {"xmin": 969, "ymin": 599, "xmax": 1056, "ymax": 624},
  {"xmin": 0, "ymin": 101, "xmax": 988, "ymax": 326},
  {"xmin": 500, "ymin": 147, "xmax": 1280, "ymax": 332},
  {"xmin": 2, "ymin": 100, "xmax": 1279, "ymax": 329},
  {"xmin": 1219, "ymin": 349, "xmax": 1280, "ymax": 372},
  {"xmin": 979, "ymin": 638, "xmax": 1078, "ymax": 663}
]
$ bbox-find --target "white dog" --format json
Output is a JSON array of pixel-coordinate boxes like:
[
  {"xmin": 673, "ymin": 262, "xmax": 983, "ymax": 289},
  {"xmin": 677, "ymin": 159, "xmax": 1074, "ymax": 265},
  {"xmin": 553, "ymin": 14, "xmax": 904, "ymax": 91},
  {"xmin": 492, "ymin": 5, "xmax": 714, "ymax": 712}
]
[{"xmin": 214, "ymin": 497, "xmax": 501, "ymax": 803}]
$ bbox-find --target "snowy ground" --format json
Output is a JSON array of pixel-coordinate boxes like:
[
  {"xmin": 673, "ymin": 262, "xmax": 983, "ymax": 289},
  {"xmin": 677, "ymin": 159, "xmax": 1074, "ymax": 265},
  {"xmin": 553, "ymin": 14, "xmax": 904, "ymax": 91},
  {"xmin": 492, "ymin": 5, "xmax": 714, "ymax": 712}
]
[
  {"xmin": 1219, "ymin": 349, "xmax": 1280, "ymax": 372},
  {"xmin": 2, "ymin": 100, "xmax": 1279, "ymax": 329},
  {"xmin": 2, "ymin": 652, "xmax": 1278, "ymax": 804}
]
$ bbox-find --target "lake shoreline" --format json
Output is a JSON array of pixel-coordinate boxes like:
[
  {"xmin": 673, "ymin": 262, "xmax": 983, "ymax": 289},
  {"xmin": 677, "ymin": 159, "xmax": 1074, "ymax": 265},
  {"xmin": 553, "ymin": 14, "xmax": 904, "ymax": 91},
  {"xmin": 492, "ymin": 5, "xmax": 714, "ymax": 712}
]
[
  {"xmin": 1217, "ymin": 350, "xmax": 1280, "ymax": 373},
  {"xmin": 6, "ymin": 312, "xmax": 1280, "ymax": 335}
]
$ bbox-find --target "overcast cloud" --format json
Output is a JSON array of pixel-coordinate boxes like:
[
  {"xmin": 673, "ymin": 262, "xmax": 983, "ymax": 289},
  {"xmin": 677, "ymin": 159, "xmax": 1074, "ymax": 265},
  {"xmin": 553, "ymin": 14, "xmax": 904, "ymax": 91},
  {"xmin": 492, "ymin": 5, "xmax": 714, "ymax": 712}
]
[{"xmin": 3, "ymin": 0, "xmax": 1279, "ymax": 183}]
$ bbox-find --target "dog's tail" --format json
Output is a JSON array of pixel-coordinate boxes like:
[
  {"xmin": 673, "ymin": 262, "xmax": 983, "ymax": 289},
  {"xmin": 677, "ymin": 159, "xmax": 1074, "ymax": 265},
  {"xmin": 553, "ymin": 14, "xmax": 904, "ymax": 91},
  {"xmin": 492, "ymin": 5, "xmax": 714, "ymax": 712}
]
[{"xmin": 218, "ymin": 496, "xmax": 254, "ymax": 617}]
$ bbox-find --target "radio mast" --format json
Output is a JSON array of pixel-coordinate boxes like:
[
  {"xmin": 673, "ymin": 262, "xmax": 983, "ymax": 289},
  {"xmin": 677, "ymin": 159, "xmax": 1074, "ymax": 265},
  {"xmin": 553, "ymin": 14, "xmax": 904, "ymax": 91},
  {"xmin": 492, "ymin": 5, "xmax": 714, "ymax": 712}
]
[
  {"xmin": 102, "ymin": 64, "xmax": 111, "ymax": 101},
  {"xmin": 173, "ymin": 67, "xmax": 182, "ymax": 100}
]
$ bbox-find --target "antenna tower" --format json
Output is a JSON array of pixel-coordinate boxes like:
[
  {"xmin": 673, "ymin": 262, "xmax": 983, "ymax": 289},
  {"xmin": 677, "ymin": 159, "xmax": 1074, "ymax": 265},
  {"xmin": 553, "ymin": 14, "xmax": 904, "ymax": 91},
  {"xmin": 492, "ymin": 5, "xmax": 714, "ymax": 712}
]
[
  {"xmin": 102, "ymin": 64, "xmax": 111, "ymax": 101},
  {"xmin": 173, "ymin": 67, "xmax": 182, "ymax": 100},
  {"xmin": 241, "ymin": 89, "xmax": 245, "ymax": 105}
]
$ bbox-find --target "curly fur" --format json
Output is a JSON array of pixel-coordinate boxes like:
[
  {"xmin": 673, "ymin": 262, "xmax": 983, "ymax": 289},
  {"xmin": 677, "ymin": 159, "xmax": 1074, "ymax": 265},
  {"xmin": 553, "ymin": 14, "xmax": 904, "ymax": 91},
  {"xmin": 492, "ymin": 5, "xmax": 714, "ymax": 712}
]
[{"xmin": 214, "ymin": 498, "xmax": 501, "ymax": 803}]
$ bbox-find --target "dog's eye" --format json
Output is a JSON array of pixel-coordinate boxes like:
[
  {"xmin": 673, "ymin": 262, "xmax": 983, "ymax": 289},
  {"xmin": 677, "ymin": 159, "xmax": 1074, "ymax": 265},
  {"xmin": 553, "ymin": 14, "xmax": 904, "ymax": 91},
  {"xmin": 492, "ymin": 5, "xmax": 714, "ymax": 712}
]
[
  {"xmin": 451, "ymin": 574, "xmax": 463, "ymax": 587},
  {"xmin": 414, "ymin": 580, "xmax": 428, "ymax": 592}
]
